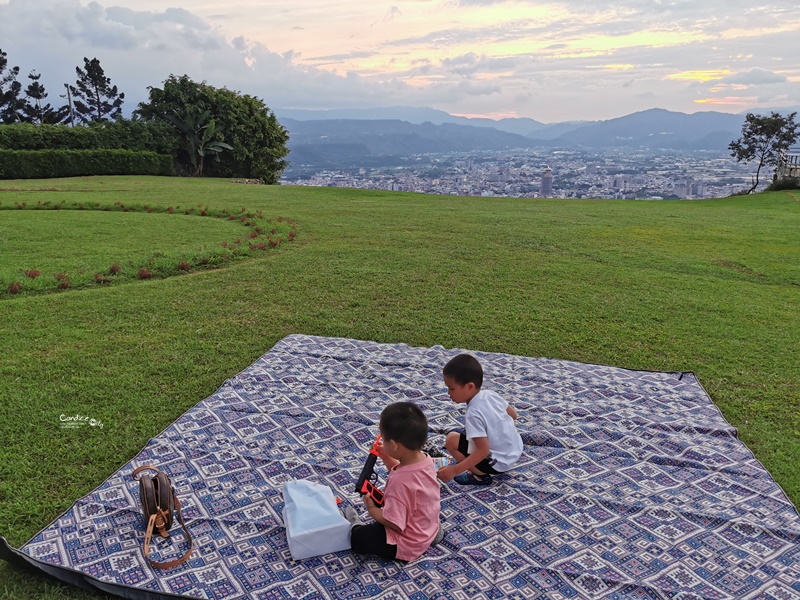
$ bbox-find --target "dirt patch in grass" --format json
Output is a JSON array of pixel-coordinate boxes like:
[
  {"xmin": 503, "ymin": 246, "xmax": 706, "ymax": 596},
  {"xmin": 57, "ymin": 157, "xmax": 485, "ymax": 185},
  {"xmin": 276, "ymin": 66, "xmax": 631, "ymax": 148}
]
[{"xmin": 712, "ymin": 259, "xmax": 765, "ymax": 278}]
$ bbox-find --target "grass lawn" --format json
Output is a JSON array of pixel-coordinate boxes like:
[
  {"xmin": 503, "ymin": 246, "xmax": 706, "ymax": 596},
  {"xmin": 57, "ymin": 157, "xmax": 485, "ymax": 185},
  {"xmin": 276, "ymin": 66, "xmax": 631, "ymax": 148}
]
[{"xmin": 1, "ymin": 176, "xmax": 798, "ymax": 598}]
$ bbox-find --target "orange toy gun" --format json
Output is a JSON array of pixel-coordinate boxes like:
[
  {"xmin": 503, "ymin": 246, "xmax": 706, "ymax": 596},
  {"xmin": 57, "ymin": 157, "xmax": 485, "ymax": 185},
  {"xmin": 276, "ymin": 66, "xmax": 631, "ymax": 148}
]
[{"xmin": 354, "ymin": 436, "xmax": 385, "ymax": 507}]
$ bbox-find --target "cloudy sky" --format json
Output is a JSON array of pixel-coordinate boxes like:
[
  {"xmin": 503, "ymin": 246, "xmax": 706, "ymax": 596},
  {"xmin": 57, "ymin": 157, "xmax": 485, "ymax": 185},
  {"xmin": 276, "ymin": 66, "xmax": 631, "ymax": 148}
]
[{"xmin": 1, "ymin": 0, "xmax": 799, "ymax": 123}]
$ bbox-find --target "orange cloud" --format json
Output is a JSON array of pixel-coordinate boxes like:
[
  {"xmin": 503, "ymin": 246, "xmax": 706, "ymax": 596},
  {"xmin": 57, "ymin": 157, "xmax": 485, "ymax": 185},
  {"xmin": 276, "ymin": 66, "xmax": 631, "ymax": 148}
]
[
  {"xmin": 601, "ymin": 64, "xmax": 635, "ymax": 71},
  {"xmin": 667, "ymin": 70, "xmax": 730, "ymax": 82},
  {"xmin": 708, "ymin": 84, "xmax": 749, "ymax": 92},
  {"xmin": 694, "ymin": 96, "xmax": 757, "ymax": 106}
]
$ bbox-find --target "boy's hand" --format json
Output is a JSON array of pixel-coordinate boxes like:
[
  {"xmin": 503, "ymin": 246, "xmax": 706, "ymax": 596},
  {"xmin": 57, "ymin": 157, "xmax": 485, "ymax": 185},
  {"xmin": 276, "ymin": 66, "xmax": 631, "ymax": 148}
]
[
  {"xmin": 437, "ymin": 465, "xmax": 457, "ymax": 482},
  {"xmin": 363, "ymin": 495, "xmax": 401, "ymax": 531},
  {"xmin": 363, "ymin": 494, "xmax": 384, "ymax": 523},
  {"xmin": 376, "ymin": 438, "xmax": 400, "ymax": 469}
]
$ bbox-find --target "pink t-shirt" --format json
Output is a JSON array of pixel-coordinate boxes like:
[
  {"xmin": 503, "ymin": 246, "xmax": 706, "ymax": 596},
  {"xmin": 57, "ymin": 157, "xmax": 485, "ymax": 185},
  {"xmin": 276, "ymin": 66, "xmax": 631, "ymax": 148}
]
[{"xmin": 382, "ymin": 455, "xmax": 441, "ymax": 561}]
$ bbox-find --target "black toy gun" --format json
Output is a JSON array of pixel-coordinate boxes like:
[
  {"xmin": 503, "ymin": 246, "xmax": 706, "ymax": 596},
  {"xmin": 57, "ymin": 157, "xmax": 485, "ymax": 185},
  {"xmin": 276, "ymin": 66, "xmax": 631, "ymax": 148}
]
[{"xmin": 354, "ymin": 435, "xmax": 385, "ymax": 507}]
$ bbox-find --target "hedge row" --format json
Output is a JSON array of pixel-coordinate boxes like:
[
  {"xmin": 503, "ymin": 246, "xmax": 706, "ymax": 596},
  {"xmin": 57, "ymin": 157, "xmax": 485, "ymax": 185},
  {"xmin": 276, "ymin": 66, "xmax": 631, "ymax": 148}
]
[
  {"xmin": 766, "ymin": 176, "xmax": 800, "ymax": 191},
  {"xmin": 0, "ymin": 149, "xmax": 175, "ymax": 179},
  {"xmin": 0, "ymin": 122, "xmax": 177, "ymax": 154}
]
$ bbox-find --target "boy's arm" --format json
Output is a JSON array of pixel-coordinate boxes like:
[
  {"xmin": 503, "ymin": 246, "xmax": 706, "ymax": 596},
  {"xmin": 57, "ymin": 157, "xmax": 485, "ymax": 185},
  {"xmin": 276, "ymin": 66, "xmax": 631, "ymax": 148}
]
[
  {"xmin": 437, "ymin": 436, "xmax": 491, "ymax": 482},
  {"xmin": 364, "ymin": 496, "xmax": 401, "ymax": 531},
  {"xmin": 506, "ymin": 404, "xmax": 518, "ymax": 420}
]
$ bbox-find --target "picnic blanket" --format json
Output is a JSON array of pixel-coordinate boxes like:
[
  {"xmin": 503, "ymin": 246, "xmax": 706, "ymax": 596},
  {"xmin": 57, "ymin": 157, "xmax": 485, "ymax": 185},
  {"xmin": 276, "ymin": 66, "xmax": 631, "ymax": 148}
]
[{"xmin": 2, "ymin": 334, "xmax": 799, "ymax": 599}]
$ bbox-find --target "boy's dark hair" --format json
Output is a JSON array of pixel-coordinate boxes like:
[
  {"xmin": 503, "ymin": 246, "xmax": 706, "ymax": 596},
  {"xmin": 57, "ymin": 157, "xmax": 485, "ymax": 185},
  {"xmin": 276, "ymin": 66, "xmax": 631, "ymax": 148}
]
[
  {"xmin": 379, "ymin": 402, "xmax": 428, "ymax": 451},
  {"xmin": 443, "ymin": 353, "xmax": 483, "ymax": 388}
]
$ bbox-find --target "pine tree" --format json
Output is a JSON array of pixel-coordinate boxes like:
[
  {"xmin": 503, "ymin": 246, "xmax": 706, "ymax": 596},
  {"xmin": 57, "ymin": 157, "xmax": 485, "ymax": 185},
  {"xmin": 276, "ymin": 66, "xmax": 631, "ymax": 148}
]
[
  {"xmin": 69, "ymin": 57, "xmax": 124, "ymax": 123},
  {"xmin": 21, "ymin": 71, "xmax": 69, "ymax": 124},
  {"xmin": 0, "ymin": 47, "xmax": 24, "ymax": 123}
]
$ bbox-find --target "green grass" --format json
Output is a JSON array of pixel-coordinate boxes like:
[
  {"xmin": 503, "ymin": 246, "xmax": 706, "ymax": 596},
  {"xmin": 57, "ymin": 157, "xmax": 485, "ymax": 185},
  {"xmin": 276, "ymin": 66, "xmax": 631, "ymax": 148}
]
[
  {"xmin": 1, "ymin": 176, "xmax": 798, "ymax": 598},
  {"xmin": 0, "ymin": 210, "xmax": 239, "ymax": 270},
  {"xmin": 0, "ymin": 196, "xmax": 296, "ymax": 297}
]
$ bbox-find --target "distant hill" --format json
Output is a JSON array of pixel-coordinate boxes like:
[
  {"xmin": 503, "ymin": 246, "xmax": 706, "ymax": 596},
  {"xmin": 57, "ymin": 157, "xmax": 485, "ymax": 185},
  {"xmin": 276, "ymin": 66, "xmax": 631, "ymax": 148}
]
[
  {"xmin": 283, "ymin": 118, "xmax": 535, "ymax": 167},
  {"xmin": 529, "ymin": 121, "xmax": 594, "ymax": 140},
  {"xmin": 275, "ymin": 106, "xmax": 548, "ymax": 135},
  {"xmin": 544, "ymin": 108, "xmax": 745, "ymax": 150},
  {"xmin": 276, "ymin": 105, "xmax": 797, "ymax": 171},
  {"xmin": 276, "ymin": 106, "xmax": 462, "ymax": 125}
]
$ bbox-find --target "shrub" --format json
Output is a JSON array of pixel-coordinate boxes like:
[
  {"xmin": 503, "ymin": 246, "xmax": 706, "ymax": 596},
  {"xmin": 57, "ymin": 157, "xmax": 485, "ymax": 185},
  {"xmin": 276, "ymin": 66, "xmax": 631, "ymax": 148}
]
[
  {"xmin": 766, "ymin": 177, "xmax": 800, "ymax": 192},
  {"xmin": 0, "ymin": 149, "xmax": 174, "ymax": 180},
  {"xmin": 0, "ymin": 121, "xmax": 177, "ymax": 154},
  {"xmin": 135, "ymin": 75, "xmax": 288, "ymax": 183}
]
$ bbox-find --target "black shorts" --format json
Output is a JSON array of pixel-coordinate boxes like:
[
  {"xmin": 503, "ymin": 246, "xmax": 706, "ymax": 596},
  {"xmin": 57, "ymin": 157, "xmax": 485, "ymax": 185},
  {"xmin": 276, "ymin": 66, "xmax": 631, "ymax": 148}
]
[
  {"xmin": 455, "ymin": 429, "xmax": 501, "ymax": 475},
  {"xmin": 350, "ymin": 522, "xmax": 398, "ymax": 560}
]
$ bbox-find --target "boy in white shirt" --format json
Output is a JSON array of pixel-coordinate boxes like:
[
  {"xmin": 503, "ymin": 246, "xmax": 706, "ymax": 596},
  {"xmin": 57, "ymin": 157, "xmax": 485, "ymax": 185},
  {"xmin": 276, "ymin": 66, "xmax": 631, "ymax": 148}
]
[{"xmin": 437, "ymin": 353, "xmax": 523, "ymax": 486}]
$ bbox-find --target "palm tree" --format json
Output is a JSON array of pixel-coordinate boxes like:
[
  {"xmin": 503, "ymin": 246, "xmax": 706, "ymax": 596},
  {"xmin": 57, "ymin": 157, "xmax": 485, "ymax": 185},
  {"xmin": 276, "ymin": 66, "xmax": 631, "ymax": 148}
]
[{"xmin": 164, "ymin": 109, "xmax": 233, "ymax": 176}]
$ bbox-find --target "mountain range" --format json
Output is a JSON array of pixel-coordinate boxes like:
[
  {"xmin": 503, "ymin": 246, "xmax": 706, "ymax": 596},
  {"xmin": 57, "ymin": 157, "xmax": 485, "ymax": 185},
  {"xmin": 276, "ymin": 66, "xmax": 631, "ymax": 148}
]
[{"xmin": 273, "ymin": 106, "xmax": 799, "ymax": 170}]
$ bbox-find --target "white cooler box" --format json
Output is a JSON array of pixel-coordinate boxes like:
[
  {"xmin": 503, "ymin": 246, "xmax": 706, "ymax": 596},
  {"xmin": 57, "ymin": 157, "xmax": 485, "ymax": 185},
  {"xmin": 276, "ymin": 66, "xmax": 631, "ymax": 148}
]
[{"xmin": 282, "ymin": 479, "xmax": 351, "ymax": 560}]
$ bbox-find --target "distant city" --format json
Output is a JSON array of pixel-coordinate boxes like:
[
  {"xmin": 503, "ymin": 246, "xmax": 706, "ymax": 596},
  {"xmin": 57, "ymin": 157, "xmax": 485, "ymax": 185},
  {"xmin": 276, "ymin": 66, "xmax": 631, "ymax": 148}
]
[{"xmin": 282, "ymin": 148, "xmax": 761, "ymax": 200}]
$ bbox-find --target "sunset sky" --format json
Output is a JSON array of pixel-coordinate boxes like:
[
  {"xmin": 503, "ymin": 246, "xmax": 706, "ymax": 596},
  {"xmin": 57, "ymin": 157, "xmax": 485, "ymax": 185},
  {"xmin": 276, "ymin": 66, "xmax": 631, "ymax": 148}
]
[{"xmin": 1, "ymin": 0, "xmax": 799, "ymax": 123}]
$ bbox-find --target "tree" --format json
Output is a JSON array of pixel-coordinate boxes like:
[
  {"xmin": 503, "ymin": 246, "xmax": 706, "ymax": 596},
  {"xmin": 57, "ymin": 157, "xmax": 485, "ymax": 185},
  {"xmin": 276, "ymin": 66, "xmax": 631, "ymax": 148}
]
[
  {"xmin": 0, "ymin": 48, "xmax": 24, "ymax": 123},
  {"xmin": 69, "ymin": 57, "xmax": 124, "ymax": 124},
  {"xmin": 21, "ymin": 71, "xmax": 70, "ymax": 124},
  {"xmin": 729, "ymin": 111, "xmax": 799, "ymax": 194},
  {"xmin": 135, "ymin": 75, "xmax": 289, "ymax": 183},
  {"xmin": 164, "ymin": 108, "xmax": 233, "ymax": 176}
]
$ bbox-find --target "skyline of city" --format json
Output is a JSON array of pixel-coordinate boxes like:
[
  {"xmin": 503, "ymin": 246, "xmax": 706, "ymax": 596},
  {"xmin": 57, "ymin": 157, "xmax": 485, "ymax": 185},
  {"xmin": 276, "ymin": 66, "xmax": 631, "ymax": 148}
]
[{"xmin": 284, "ymin": 148, "xmax": 764, "ymax": 200}]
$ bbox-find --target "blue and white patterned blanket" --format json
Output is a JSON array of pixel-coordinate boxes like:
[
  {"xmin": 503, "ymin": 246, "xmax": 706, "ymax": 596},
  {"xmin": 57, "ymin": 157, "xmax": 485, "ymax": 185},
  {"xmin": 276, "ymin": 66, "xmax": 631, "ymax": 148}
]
[{"xmin": 4, "ymin": 334, "xmax": 800, "ymax": 599}]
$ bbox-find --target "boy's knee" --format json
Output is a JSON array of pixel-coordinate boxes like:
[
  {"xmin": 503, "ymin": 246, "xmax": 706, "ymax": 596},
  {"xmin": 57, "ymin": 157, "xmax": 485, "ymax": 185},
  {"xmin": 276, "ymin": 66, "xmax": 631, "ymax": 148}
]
[{"xmin": 445, "ymin": 431, "xmax": 460, "ymax": 451}]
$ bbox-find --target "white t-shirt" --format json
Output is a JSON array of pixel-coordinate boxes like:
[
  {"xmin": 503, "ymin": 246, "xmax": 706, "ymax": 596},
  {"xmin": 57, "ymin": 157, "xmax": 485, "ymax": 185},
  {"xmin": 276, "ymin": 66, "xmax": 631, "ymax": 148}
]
[{"xmin": 465, "ymin": 389, "xmax": 523, "ymax": 472}]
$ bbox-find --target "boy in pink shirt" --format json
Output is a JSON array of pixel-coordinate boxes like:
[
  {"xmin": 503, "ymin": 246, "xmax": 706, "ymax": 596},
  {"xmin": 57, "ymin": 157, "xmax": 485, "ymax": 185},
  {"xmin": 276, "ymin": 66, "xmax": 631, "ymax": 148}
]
[{"xmin": 345, "ymin": 402, "xmax": 442, "ymax": 561}]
